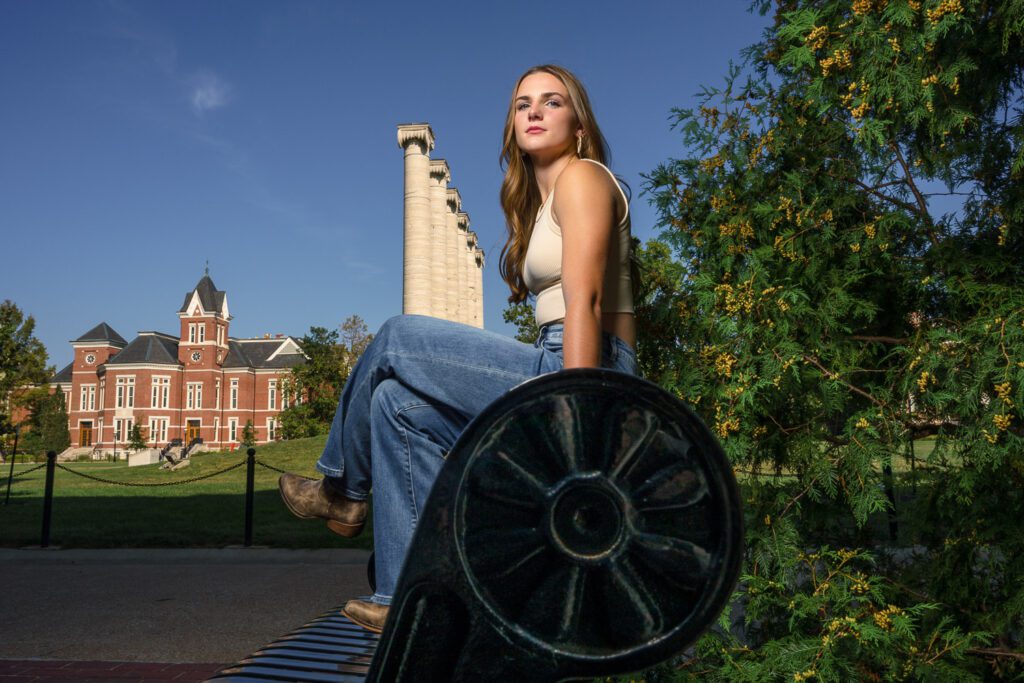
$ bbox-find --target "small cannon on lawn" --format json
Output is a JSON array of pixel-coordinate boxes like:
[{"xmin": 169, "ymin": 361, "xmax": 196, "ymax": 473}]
[{"xmin": 212, "ymin": 369, "xmax": 744, "ymax": 682}]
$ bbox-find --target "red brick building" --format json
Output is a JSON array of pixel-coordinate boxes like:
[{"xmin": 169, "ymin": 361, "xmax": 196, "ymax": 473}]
[{"xmin": 51, "ymin": 275, "xmax": 304, "ymax": 455}]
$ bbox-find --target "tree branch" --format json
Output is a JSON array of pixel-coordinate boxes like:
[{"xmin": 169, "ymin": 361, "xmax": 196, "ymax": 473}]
[
  {"xmin": 849, "ymin": 335, "xmax": 909, "ymax": 344},
  {"xmin": 834, "ymin": 172, "xmax": 922, "ymax": 216},
  {"xmin": 890, "ymin": 142, "xmax": 941, "ymax": 248},
  {"xmin": 966, "ymin": 648, "xmax": 1024, "ymax": 662},
  {"xmin": 803, "ymin": 354, "xmax": 886, "ymax": 407}
]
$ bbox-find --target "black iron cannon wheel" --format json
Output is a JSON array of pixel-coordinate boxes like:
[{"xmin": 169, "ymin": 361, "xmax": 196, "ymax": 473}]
[{"xmin": 451, "ymin": 369, "xmax": 743, "ymax": 665}]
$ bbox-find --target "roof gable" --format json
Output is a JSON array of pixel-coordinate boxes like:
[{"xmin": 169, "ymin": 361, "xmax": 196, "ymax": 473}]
[
  {"xmin": 179, "ymin": 275, "xmax": 229, "ymax": 317},
  {"xmin": 223, "ymin": 339, "xmax": 305, "ymax": 370}
]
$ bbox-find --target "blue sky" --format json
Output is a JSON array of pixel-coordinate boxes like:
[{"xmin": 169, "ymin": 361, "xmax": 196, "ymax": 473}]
[{"xmin": 1, "ymin": 1, "xmax": 771, "ymax": 370}]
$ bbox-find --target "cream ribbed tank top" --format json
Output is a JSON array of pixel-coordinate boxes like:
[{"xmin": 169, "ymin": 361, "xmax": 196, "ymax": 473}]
[{"xmin": 522, "ymin": 159, "xmax": 633, "ymax": 327}]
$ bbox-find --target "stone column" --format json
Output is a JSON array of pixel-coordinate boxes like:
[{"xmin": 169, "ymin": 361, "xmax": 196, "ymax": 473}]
[
  {"xmin": 457, "ymin": 213, "xmax": 470, "ymax": 325},
  {"xmin": 474, "ymin": 247, "xmax": 485, "ymax": 329},
  {"xmin": 464, "ymin": 230, "xmax": 478, "ymax": 327},
  {"xmin": 428, "ymin": 159, "xmax": 450, "ymax": 319},
  {"xmin": 445, "ymin": 188, "xmax": 462, "ymax": 322},
  {"xmin": 397, "ymin": 124, "xmax": 435, "ymax": 316}
]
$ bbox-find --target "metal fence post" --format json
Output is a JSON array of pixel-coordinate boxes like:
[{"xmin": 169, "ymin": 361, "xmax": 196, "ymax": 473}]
[
  {"xmin": 244, "ymin": 448, "xmax": 256, "ymax": 547},
  {"xmin": 4, "ymin": 428, "xmax": 19, "ymax": 506},
  {"xmin": 40, "ymin": 451, "xmax": 56, "ymax": 547}
]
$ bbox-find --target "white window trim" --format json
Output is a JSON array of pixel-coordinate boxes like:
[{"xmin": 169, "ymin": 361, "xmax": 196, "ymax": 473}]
[{"xmin": 151, "ymin": 376, "xmax": 171, "ymax": 409}]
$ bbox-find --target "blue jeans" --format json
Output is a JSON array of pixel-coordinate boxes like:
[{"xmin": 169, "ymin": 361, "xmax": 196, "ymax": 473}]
[{"xmin": 316, "ymin": 314, "xmax": 637, "ymax": 605}]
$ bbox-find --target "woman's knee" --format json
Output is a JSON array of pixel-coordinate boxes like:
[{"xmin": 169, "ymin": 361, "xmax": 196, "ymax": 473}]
[
  {"xmin": 370, "ymin": 378, "xmax": 402, "ymax": 415},
  {"xmin": 375, "ymin": 314, "xmax": 428, "ymax": 349}
]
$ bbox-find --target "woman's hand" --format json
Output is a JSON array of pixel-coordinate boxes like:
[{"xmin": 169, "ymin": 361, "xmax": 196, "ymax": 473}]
[{"xmin": 552, "ymin": 160, "xmax": 621, "ymax": 368}]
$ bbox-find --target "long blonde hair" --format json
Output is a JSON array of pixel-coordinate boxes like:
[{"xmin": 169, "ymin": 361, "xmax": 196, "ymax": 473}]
[{"xmin": 499, "ymin": 65, "xmax": 611, "ymax": 303}]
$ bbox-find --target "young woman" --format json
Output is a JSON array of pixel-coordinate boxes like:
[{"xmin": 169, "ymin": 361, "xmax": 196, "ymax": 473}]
[{"xmin": 278, "ymin": 64, "xmax": 636, "ymax": 633}]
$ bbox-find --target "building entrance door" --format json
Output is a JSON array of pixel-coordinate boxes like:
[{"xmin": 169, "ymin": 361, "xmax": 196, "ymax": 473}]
[
  {"xmin": 79, "ymin": 422, "xmax": 93, "ymax": 447},
  {"xmin": 186, "ymin": 420, "xmax": 201, "ymax": 444}
]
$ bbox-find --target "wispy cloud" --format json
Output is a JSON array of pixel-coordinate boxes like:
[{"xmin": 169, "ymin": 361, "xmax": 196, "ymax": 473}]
[{"xmin": 189, "ymin": 70, "xmax": 231, "ymax": 115}]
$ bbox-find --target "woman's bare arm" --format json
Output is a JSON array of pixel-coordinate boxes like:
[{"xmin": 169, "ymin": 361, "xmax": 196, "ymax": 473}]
[{"xmin": 552, "ymin": 161, "xmax": 620, "ymax": 368}]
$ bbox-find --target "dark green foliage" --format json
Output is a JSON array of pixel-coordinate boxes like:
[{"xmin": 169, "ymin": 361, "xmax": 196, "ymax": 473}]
[
  {"xmin": 633, "ymin": 237, "xmax": 688, "ymax": 382},
  {"xmin": 632, "ymin": 0, "xmax": 1024, "ymax": 678},
  {"xmin": 17, "ymin": 388, "xmax": 70, "ymax": 456}
]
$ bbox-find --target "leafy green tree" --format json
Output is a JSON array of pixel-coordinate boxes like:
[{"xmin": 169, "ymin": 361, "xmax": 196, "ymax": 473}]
[
  {"xmin": 278, "ymin": 402, "xmax": 322, "ymax": 440},
  {"xmin": 278, "ymin": 316, "xmax": 373, "ymax": 436},
  {"xmin": 637, "ymin": 0, "xmax": 1023, "ymax": 679},
  {"xmin": 0, "ymin": 301, "xmax": 49, "ymax": 437},
  {"xmin": 502, "ymin": 301, "xmax": 540, "ymax": 344},
  {"xmin": 282, "ymin": 325, "xmax": 344, "ymax": 432},
  {"xmin": 339, "ymin": 314, "xmax": 373, "ymax": 379}
]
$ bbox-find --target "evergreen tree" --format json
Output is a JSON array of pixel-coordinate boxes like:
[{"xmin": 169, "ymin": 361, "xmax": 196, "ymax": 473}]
[
  {"xmin": 17, "ymin": 387, "xmax": 70, "ymax": 456},
  {"xmin": 127, "ymin": 423, "xmax": 146, "ymax": 453},
  {"xmin": 639, "ymin": 0, "xmax": 1023, "ymax": 678},
  {"xmin": 240, "ymin": 420, "xmax": 256, "ymax": 449},
  {"xmin": 37, "ymin": 389, "xmax": 70, "ymax": 455},
  {"xmin": 0, "ymin": 301, "xmax": 49, "ymax": 438}
]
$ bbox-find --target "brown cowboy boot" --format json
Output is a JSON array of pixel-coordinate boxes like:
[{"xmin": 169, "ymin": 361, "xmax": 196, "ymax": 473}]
[
  {"xmin": 278, "ymin": 473, "xmax": 367, "ymax": 537},
  {"xmin": 342, "ymin": 599, "xmax": 389, "ymax": 634}
]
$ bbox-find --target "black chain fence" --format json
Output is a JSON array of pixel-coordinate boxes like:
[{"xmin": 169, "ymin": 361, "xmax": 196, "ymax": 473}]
[
  {"xmin": 11, "ymin": 462, "xmax": 48, "ymax": 477},
  {"xmin": 253, "ymin": 458, "xmax": 290, "ymax": 475},
  {"xmin": 4, "ymin": 449, "xmax": 302, "ymax": 548},
  {"xmin": 55, "ymin": 459, "xmax": 247, "ymax": 487}
]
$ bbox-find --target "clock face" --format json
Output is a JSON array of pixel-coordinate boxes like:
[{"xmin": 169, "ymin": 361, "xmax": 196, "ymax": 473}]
[
  {"xmin": 191, "ymin": 351, "xmax": 202, "ymax": 362},
  {"xmin": 85, "ymin": 354, "xmax": 96, "ymax": 365}
]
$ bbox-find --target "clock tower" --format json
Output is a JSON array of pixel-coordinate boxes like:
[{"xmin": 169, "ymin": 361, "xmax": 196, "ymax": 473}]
[{"xmin": 177, "ymin": 271, "xmax": 231, "ymax": 369}]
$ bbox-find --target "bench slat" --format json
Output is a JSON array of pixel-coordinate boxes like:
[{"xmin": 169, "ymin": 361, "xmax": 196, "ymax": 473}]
[{"xmin": 210, "ymin": 609, "xmax": 378, "ymax": 682}]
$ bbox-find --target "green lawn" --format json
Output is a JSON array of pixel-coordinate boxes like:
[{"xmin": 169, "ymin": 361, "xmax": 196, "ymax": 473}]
[
  {"xmin": 0, "ymin": 436, "xmax": 373, "ymax": 549},
  {"xmin": 1, "ymin": 435, "xmax": 944, "ymax": 548}
]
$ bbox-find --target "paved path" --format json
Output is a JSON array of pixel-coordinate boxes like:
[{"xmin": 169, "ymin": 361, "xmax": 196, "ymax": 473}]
[
  {"xmin": 0, "ymin": 659, "xmax": 223, "ymax": 682},
  {"xmin": 1, "ymin": 547, "xmax": 373, "ymax": 672}
]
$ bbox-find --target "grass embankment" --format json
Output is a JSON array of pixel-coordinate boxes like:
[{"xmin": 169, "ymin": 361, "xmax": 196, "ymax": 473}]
[{"xmin": 0, "ymin": 436, "xmax": 373, "ymax": 549}]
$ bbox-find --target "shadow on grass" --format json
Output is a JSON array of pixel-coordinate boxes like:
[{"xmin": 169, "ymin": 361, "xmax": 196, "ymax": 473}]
[{"xmin": 1, "ymin": 489, "xmax": 374, "ymax": 550}]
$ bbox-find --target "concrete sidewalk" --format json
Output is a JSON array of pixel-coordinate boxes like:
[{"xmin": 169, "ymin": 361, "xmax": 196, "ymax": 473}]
[{"xmin": 0, "ymin": 548, "xmax": 373, "ymax": 664}]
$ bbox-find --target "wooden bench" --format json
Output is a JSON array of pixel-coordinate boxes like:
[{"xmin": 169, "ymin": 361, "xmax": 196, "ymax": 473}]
[{"xmin": 210, "ymin": 369, "xmax": 744, "ymax": 682}]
